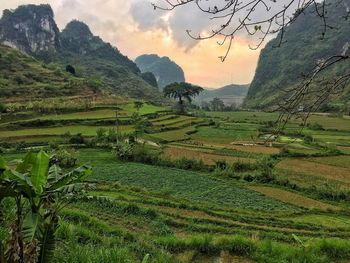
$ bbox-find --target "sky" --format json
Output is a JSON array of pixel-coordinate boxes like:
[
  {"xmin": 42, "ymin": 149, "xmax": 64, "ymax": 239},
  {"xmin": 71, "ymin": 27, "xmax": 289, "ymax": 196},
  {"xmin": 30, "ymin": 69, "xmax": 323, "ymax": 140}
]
[{"xmin": 0, "ymin": 0, "xmax": 268, "ymax": 88}]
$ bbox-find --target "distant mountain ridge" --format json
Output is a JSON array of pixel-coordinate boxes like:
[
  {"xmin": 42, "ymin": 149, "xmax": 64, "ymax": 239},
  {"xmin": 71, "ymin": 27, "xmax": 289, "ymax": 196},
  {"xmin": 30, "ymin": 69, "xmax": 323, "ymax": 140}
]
[
  {"xmin": 135, "ymin": 54, "xmax": 185, "ymax": 89},
  {"xmin": 244, "ymin": 0, "xmax": 350, "ymax": 110},
  {"xmin": 196, "ymin": 84, "xmax": 250, "ymax": 106},
  {"xmin": 0, "ymin": 4, "xmax": 163, "ymax": 102}
]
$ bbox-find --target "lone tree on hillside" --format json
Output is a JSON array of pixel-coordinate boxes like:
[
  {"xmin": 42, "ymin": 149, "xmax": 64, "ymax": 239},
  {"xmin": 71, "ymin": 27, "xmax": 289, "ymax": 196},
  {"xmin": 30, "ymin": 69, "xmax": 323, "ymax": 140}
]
[
  {"xmin": 134, "ymin": 101, "xmax": 144, "ymax": 113},
  {"xmin": 154, "ymin": 0, "xmax": 350, "ymax": 132},
  {"xmin": 65, "ymin": 65, "xmax": 76, "ymax": 75},
  {"xmin": 164, "ymin": 82, "xmax": 203, "ymax": 113}
]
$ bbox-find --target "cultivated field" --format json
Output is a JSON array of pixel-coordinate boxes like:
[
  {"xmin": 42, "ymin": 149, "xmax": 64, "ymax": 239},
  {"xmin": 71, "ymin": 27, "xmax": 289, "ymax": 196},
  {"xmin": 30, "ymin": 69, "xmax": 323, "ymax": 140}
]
[{"xmin": 2, "ymin": 102, "xmax": 350, "ymax": 262}]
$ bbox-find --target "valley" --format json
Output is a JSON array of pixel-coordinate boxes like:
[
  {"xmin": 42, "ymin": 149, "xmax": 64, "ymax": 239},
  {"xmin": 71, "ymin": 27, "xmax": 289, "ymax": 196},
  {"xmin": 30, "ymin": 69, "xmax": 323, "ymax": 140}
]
[{"xmin": 2, "ymin": 98, "xmax": 350, "ymax": 262}]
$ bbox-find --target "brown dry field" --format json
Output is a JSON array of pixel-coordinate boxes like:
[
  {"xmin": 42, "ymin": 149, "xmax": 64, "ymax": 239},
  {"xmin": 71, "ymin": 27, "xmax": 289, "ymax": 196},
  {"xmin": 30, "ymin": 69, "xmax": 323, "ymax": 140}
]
[
  {"xmin": 338, "ymin": 146, "xmax": 350, "ymax": 153},
  {"xmin": 163, "ymin": 146, "xmax": 255, "ymax": 165},
  {"xmin": 307, "ymin": 155, "xmax": 350, "ymax": 168},
  {"xmin": 227, "ymin": 144, "xmax": 280, "ymax": 154},
  {"xmin": 185, "ymin": 141, "xmax": 280, "ymax": 155},
  {"xmin": 250, "ymin": 186, "xmax": 339, "ymax": 211},
  {"xmin": 277, "ymin": 159, "xmax": 350, "ymax": 183}
]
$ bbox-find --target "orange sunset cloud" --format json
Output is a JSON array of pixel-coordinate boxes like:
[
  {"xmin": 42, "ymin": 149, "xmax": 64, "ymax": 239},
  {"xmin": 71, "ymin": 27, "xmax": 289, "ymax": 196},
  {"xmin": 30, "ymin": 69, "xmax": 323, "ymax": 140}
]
[{"xmin": 0, "ymin": 0, "xmax": 264, "ymax": 88}]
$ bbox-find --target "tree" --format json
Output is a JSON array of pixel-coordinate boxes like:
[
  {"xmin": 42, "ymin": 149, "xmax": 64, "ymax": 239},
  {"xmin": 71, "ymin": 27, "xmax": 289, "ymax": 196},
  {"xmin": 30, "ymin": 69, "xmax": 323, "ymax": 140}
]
[
  {"xmin": 210, "ymin": 97, "xmax": 225, "ymax": 112},
  {"xmin": 0, "ymin": 151, "xmax": 92, "ymax": 263},
  {"xmin": 154, "ymin": 0, "xmax": 350, "ymax": 131},
  {"xmin": 133, "ymin": 101, "xmax": 144, "ymax": 113},
  {"xmin": 65, "ymin": 65, "xmax": 76, "ymax": 75},
  {"xmin": 163, "ymin": 82, "xmax": 203, "ymax": 113}
]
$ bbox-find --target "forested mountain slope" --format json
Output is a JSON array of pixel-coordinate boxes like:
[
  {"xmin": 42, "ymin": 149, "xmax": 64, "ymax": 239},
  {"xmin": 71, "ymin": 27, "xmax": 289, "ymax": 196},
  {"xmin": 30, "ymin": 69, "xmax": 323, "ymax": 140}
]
[
  {"xmin": 244, "ymin": 0, "xmax": 350, "ymax": 111},
  {"xmin": 0, "ymin": 5, "xmax": 163, "ymax": 102}
]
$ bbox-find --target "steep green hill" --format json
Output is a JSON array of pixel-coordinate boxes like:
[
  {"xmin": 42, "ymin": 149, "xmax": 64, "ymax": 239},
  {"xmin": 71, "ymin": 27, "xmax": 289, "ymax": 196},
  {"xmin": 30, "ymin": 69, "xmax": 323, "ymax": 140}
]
[
  {"xmin": 135, "ymin": 54, "xmax": 185, "ymax": 89},
  {"xmin": 244, "ymin": 0, "xmax": 350, "ymax": 110},
  {"xmin": 0, "ymin": 5, "xmax": 163, "ymax": 103},
  {"xmin": 56, "ymin": 20, "xmax": 162, "ymax": 101},
  {"xmin": 0, "ymin": 44, "xmax": 94, "ymax": 101}
]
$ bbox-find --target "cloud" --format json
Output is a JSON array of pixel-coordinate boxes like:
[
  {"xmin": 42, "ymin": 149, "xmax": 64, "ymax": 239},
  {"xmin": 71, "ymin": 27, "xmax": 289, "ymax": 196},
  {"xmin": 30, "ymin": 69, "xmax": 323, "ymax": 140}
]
[
  {"xmin": 0, "ymin": 0, "xmax": 264, "ymax": 87},
  {"xmin": 130, "ymin": 0, "xmax": 214, "ymax": 49},
  {"xmin": 130, "ymin": 1, "xmax": 167, "ymax": 31}
]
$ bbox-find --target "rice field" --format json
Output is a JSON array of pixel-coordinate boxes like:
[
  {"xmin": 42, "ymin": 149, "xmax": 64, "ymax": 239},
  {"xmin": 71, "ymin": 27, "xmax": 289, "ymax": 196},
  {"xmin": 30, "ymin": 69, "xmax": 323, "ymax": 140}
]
[{"xmin": 0, "ymin": 124, "xmax": 133, "ymax": 138}]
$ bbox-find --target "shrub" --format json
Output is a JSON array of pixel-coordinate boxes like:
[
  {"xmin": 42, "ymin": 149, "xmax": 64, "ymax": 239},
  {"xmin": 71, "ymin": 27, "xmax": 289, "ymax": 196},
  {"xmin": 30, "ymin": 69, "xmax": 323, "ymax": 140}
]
[
  {"xmin": 215, "ymin": 160, "xmax": 227, "ymax": 170},
  {"xmin": 50, "ymin": 148, "xmax": 78, "ymax": 168},
  {"xmin": 256, "ymin": 156, "xmax": 276, "ymax": 183},
  {"xmin": 0, "ymin": 102, "xmax": 6, "ymax": 113},
  {"xmin": 15, "ymin": 141, "xmax": 27, "ymax": 151},
  {"xmin": 96, "ymin": 128, "xmax": 107, "ymax": 142},
  {"xmin": 308, "ymin": 123, "xmax": 324, "ymax": 131},
  {"xmin": 243, "ymin": 174, "xmax": 255, "ymax": 182},
  {"xmin": 232, "ymin": 160, "xmax": 256, "ymax": 172},
  {"xmin": 174, "ymin": 157, "xmax": 206, "ymax": 171},
  {"xmin": 303, "ymin": 134, "xmax": 314, "ymax": 144},
  {"xmin": 113, "ymin": 142, "xmax": 133, "ymax": 161},
  {"xmin": 132, "ymin": 144, "xmax": 159, "ymax": 165},
  {"xmin": 69, "ymin": 133, "xmax": 85, "ymax": 144},
  {"xmin": 213, "ymin": 165, "xmax": 240, "ymax": 179}
]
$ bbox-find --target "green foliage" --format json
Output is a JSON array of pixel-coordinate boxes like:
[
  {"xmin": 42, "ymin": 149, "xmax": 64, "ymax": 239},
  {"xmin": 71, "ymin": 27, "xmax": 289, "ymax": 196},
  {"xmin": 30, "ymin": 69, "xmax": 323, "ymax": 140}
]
[
  {"xmin": 257, "ymin": 156, "xmax": 276, "ymax": 183},
  {"xmin": 245, "ymin": 1, "xmax": 350, "ymax": 110},
  {"xmin": 0, "ymin": 102, "xmax": 7, "ymax": 113},
  {"xmin": 50, "ymin": 148, "xmax": 77, "ymax": 168},
  {"xmin": 0, "ymin": 151, "xmax": 92, "ymax": 263},
  {"xmin": 113, "ymin": 142, "xmax": 134, "ymax": 161},
  {"xmin": 164, "ymin": 82, "xmax": 203, "ymax": 113},
  {"xmin": 69, "ymin": 133, "xmax": 85, "ymax": 145}
]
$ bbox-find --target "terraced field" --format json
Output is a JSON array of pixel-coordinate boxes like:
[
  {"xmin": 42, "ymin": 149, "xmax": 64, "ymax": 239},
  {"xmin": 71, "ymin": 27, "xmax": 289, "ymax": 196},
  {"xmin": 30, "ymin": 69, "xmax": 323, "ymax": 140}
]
[
  {"xmin": 2, "ymin": 107, "xmax": 350, "ymax": 262},
  {"xmin": 277, "ymin": 159, "xmax": 350, "ymax": 184}
]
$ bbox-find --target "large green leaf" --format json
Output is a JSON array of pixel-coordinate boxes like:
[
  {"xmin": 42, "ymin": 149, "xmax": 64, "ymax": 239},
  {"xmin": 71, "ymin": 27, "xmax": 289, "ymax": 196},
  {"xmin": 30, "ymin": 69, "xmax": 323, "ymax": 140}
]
[
  {"xmin": 0, "ymin": 156, "xmax": 7, "ymax": 172},
  {"xmin": 47, "ymin": 164, "xmax": 92, "ymax": 191},
  {"xmin": 4, "ymin": 170, "xmax": 36, "ymax": 199},
  {"xmin": 31, "ymin": 151, "xmax": 49, "ymax": 194},
  {"xmin": 23, "ymin": 210, "xmax": 43, "ymax": 242},
  {"xmin": 47, "ymin": 165, "xmax": 62, "ymax": 185},
  {"xmin": 38, "ymin": 222, "xmax": 56, "ymax": 263},
  {"xmin": 16, "ymin": 152, "xmax": 36, "ymax": 173}
]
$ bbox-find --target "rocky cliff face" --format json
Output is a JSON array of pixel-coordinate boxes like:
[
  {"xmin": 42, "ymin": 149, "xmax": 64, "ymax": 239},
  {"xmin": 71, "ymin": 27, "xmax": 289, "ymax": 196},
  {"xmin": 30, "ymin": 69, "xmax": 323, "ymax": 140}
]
[{"xmin": 0, "ymin": 4, "xmax": 60, "ymax": 56}]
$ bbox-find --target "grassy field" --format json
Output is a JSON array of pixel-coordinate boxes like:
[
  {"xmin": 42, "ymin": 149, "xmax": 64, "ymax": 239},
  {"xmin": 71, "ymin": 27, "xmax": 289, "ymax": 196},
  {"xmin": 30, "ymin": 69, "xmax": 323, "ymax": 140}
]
[{"xmin": 2, "ymin": 107, "xmax": 350, "ymax": 262}]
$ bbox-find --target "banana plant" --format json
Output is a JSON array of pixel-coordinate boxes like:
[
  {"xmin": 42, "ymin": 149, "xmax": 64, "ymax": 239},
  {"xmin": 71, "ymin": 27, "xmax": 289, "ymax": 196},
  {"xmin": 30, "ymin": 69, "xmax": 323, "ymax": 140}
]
[{"xmin": 0, "ymin": 151, "xmax": 92, "ymax": 263}]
